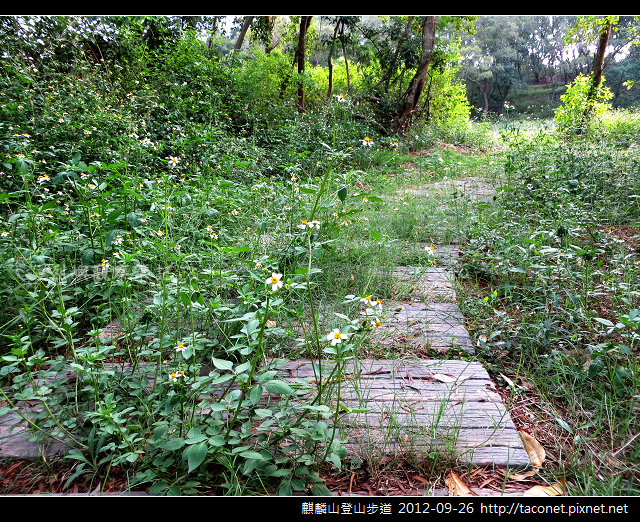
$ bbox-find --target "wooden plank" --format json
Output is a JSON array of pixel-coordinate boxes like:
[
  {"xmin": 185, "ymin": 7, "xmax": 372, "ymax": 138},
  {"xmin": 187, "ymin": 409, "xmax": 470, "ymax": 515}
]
[{"xmin": 269, "ymin": 358, "xmax": 529, "ymax": 467}]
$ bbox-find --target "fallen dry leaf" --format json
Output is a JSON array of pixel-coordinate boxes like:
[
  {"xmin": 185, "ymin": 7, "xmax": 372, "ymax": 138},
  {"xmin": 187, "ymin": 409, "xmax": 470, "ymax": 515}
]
[
  {"xmin": 476, "ymin": 334, "xmax": 488, "ymax": 347},
  {"xmin": 519, "ymin": 430, "xmax": 546, "ymax": 467},
  {"xmin": 523, "ymin": 483, "xmax": 564, "ymax": 496},
  {"xmin": 445, "ymin": 471, "xmax": 478, "ymax": 497},
  {"xmin": 507, "ymin": 470, "xmax": 537, "ymax": 482},
  {"xmin": 432, "ymin": 373, "xmax": 463, "ymax": 383},
  {"xmin": 500, "ymin": 373, "xmax": 515, "ymax": 388}
]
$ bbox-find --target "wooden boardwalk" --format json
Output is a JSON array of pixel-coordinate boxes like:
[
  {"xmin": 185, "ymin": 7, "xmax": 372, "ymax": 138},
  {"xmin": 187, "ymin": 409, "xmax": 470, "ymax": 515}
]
[
  {"xmin": 275, "ymin": 358, "xmax": 530, "ymax": 468},
  {"xmin": 1, "ymin": 245, "xmax": 531, "ymax": 474}
]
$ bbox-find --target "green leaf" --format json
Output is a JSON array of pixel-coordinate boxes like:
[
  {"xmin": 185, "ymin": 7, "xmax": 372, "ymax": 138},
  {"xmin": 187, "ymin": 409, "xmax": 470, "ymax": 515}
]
[
  {"xmin": 148, "ymin": 481, "xmax": 169, "ymax": 494},
  {"xmin": 185, "ymin": 432, "xmax": 207, "ymax": 445},
  {"xmin": 184, "ymin": 442, "xmax": 208, "ymax": 472},
  {"xmin": 81, "ymin": 249, "xmax": 95, "ymax": 266},
  {"xmin": 265, "ymin": 380, "xmax": 295, "ymax": 395},
  {"xmin": 594, "ymin": 317, "xmax": 614, "ymax": 327},
  {"xmin": 337, "ymin": 184, "xmax": 347, "ymax": 203},
  {"xmin": 162, "ymin": 438, "xmax": 185, "ymax": 451},
  {"xmin": 555, "ymin": 417, "xmax": 573, "ymax": 434},
  {"xmin": 312, "ymin": 483, "xmax": 332, "ymax": 496},
  {"xmin": 178, "ymin": 292, "xmax": 191, "ymax": 307},
  {"xmin": 210, "ymin": 357, "xmax": 233, "ymax": 371},
  {"xmin": 268, "ymin": 468, "xmax": 291, "ymax": 478},
  {"xmin": 239, "ymin": 450, "xmax": 266, "ymax": 460},
  {"xmin": 249, "ymin": 384, "xmax": 263, "ymax": 405},
  {"xmin": 208, "ymin": 436, "xmax": 225, "ymax": 447}
]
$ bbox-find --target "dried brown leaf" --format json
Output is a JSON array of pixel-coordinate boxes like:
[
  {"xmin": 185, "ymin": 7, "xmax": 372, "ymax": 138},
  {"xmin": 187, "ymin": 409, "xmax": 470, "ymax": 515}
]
[
  {"xmin": 519, "ymin": 430, "xmax": 546, "ymax": 467},
  {"xmin": 500, "ymin": 373, "xmax": 515, "ymax": 388},
  {"xmin": 523, "ymin": 483, "xmax": 564, "ymax": 496},
  {"xmin": 432, "ymin": 373, "xmax": 461, "ymax": 383},
  {"xmin": 445, "ymin": 471, "xmax": 478, "ymax": 496},
  {"xmin": 507, "ymin": 470, "xmax": 537, "ymax": 482}
]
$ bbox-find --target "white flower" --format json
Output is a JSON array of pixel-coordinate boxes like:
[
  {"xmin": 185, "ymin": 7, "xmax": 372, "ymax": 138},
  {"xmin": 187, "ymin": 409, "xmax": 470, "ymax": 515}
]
[
  {"xmin": 266, "ymin": 272, "xmax": 283, "ymax": 292},
  {"xmin": 168, "ymin": 156, "xmax": 180, "ymax": 167},
  {"xmin": 360, "ymin": 137, "xmax": 374, "ymax": 147},
  {"xmin": 175, "ymin": 343, "xmax": 187, "ymax": 353},
  {"xmin": 169, "ymin": 370, "xmax": 186, "ymax": 383},
  {"xmin": 298, "ymin": 219, "xmax": 320, "ymax": 230},
  {"xmin": 336, "ymin": 94, "xmax": 347, "ymax": 102},
  {"xmin": 101, "ymin": 259, "xmax": 110, "ymax": 271},
  {"xmin": 114, "ymin": 235, "xmax": 123, "ymax": 245},
  {"xmin": 361, "ymin": 295, "xmax": 382, "ymax": 312},
  {"xmin": 1, "ymin": 231, "xmax": 9, "ymax": 237},
  {"xmin": 326, "ymin": 328, "xmax": 348, "ymax": 346},
  {"xmin": 425, "ymin": 245, "xmax": 435, "ymax": 255}
]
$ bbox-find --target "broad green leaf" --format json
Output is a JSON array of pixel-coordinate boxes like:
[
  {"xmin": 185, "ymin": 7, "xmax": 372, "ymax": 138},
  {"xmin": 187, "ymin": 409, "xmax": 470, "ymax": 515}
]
[
  {"xmin": 208, "ymin": 436, "xmax": 225, "ymax": 447},
  {"xmin": 265, "ymin": 380, "xmax": 295, "ymax": 395},
  {"xmin": 210, "ymin": 357, "xmax": 233, "ymax": 371},
  {"xmin": 239, "ymin": 450, "xmax": 266, "ymax": 460},
  {"xmin": 185, "ymin": 430, "xmax": 207, "ymax": 445},
  {"xmin": 81, "ymin": 249, "xmax": 95, "ymax": 266},
  {"xmin": 249, "ymin": 384, "xmax": 263, "ymax": 405},
  {"xmin": 162, "ymin": 438, "xmax": 185, "ymax": 451},
  {"xmin": 337, "ymin": 184, "xmax": 347, "ymax": 203},
  {"xmin": 185, "ymin": 442, "xmax": 208, "ymax": 472},
  {"xmin": 312, "ymin": 483, "xmax": 332, "ymax": 496}
]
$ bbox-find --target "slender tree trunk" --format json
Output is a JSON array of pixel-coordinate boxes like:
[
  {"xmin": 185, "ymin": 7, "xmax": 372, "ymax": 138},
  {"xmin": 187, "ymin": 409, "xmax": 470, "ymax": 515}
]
[
  {"xmin": 327, "ymin": 20, "xmax": 340, "ymax": 98},
  {"xmin": 341, "ymin": 23, "xmax": 351, "ymax": 94},
  {"xmin": 234, "ymin": 16, "xmax": 254, "ymax": 51},
  {"xmin": 393, "ymin": 16, "xmax": 436, "ymax": 134},
  {"xmin": 207, "ymin": 16, "xmax": 219, "ymax": 49},
  {"xmin": 296, "ymin": 16, "xmax": 312, "ymax": 113},
  {"xmin": 265, "ymin": 16, "xmax": 278, "ymax": 54},
  {"xmin": 581, "ymin": 20, "xmax": 612, "ymax": 124}
]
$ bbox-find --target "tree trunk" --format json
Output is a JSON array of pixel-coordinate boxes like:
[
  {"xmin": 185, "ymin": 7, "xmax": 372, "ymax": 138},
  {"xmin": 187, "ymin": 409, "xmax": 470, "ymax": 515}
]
[
  {"xmin": 581, "ymin": 20, "xmax": 612, "ymax": 124},
  {"xmin": 296, "ymin": 16, "xmax": 313, "ymax": 113},
  {"xmin": 265, "ymin": 16, "xmax": 278, "ymax": 54},
  {"xmin": 393, "ymin": 16, "xmax": 436, "ymax": 134},
  {"xmin": 327, "ymin": 20, "xmax": 340, "ymax": 98},
  {"xmin": 234, "ymin": 16, "xmax": 254, "ymax": 51},
  {"xmin": 207, "ymin": 16, "xmax": 219, "ymax": 49},
  {"xmin": 341, "ymin": 22, "xmax": 351, "ymax": 93}
]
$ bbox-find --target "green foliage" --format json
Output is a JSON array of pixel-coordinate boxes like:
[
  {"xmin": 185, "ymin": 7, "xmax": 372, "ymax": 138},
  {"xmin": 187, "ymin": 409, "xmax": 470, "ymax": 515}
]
[
  {"xmin": 553, "ymin": 74, "xmax": 614, "ymax": 132},
  {"xmin": 457, "ymin": 118, "xmax": 640, "ymax": 494}
]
